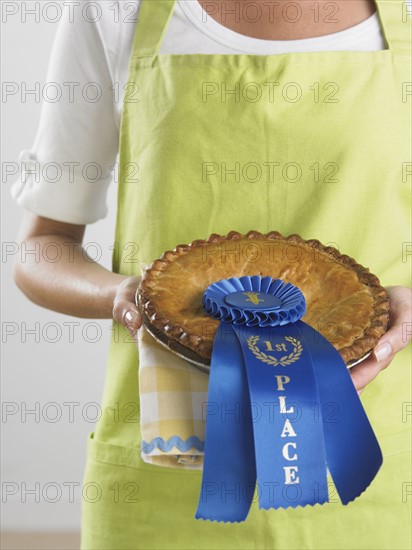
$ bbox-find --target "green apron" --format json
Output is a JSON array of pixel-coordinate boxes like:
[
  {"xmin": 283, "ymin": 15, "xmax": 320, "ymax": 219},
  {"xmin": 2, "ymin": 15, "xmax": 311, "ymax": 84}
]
[{"xmin": 81, "ymin": 1, "xmax": 411, "ymax": 548}]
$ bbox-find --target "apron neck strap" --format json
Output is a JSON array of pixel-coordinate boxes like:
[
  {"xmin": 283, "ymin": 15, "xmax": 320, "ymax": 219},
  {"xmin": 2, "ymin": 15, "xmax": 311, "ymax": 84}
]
[
  {"xmin": 131, "ymin": 0, "xmax": 411, "ymax": 59},
  {"xmin": 375, "ymin": 0, "xmax": 411, "ymax": 53},
  {"xmin": 131, "ymin": 0, "xmax": 176, "ymax": 59}
]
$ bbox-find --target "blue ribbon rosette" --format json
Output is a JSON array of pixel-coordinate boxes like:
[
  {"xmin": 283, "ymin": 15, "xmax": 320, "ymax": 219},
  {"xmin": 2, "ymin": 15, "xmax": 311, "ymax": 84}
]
[{"xmin": 195, "ymin": 276, "xmax": 382, "ymax": 523}]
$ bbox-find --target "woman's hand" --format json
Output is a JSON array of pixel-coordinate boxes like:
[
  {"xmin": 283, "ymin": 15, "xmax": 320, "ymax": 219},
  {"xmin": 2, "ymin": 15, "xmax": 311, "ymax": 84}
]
[
  {"xmin": 350, "ymin": 286, "xmax": 412, "ymax": 393},
  {"xmin": 112, "ymin": 276, "xmax": 143, "ymax": 337}
]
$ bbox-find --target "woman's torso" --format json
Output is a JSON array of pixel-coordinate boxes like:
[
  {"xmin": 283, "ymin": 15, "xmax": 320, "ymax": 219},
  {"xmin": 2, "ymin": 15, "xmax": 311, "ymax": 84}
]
[{"xmin": 82, "ymin": 1, "xmax": 412, "ymax": 547}]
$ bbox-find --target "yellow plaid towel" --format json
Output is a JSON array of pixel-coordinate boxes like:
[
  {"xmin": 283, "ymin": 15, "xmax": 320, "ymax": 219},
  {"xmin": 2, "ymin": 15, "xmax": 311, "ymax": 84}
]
[{"xmin": 138, "ymin": 324, "xmax": 209, "ymax": 469}]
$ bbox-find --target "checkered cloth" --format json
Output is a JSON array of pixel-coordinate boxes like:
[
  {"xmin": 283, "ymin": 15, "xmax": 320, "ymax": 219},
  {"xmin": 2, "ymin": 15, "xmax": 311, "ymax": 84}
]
[{"xmin": 138, "ymin": 324, "xmax": 209, "ymax": 469}]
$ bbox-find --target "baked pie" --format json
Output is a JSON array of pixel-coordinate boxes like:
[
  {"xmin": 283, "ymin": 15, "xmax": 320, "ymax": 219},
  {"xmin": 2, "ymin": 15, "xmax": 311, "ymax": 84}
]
[{"xmin": 137, "ymin": 231, "xmax": 389, "ymax": 369}]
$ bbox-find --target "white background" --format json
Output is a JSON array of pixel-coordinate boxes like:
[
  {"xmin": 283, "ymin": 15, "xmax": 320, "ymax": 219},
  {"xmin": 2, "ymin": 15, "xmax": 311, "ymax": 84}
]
[{"xmin": 2, "ymin": 1, "xmax": 118, "ymax": 531}]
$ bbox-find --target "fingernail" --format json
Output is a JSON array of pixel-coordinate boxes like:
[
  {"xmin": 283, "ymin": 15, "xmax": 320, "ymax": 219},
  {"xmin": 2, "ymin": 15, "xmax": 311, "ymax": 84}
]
[
  {"xmin": 125, "ymin": 310, "xmax": 139, "ymax": 327},
  {"xmin": 374, "ymin": 342, "xmax": 392, "ymax": 362}
]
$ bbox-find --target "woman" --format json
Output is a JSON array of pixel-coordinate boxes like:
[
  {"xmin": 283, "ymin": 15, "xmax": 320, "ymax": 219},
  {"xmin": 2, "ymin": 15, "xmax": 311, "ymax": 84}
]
[{"xmin": 12, "ymin": 0, "xmax": 411, "ymax": 548}]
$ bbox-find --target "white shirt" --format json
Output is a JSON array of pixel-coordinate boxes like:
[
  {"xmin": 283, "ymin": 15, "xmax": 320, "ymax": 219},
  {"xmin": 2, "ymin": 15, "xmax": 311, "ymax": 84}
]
[{"xmin": 11, "ymin": 0, "xmax": 387, "ymax": 225}]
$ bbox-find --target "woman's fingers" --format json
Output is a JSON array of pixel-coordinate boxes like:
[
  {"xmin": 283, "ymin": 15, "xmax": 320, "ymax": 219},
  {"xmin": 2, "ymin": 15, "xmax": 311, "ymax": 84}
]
[
  {"xmin": 112, "ymin": 276, "xmax": 142, "ymax": 335},
  {"xmin": 350, "ymin": 286, "xmax": 412, "ymax": 392},
  {"xmin": 350, "ymin": 354, "xmax": 387, "ymax": 393}
]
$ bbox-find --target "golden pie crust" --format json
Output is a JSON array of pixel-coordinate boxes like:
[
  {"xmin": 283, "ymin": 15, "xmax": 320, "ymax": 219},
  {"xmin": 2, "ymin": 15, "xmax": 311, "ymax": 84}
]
[{"xmin": 137, "ymin": 231, "xmax": 389, "ymax": 367}]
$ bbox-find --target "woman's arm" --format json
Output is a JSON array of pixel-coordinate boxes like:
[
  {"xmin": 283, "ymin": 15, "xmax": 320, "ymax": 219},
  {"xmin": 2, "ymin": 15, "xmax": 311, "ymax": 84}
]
[{"xmin": 13, "ymin": 212, "xmax": 142, "ymax": 332}]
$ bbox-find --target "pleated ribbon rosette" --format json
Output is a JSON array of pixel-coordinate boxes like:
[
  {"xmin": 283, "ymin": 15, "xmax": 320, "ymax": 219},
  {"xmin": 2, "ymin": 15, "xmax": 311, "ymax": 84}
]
[{"xmin": 195, "ymin": 276, "xmax": 382, "ymax": 523}]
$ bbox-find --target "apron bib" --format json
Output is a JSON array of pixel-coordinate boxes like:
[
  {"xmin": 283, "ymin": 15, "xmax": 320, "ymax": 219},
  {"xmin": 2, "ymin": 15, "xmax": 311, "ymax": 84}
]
[{"xmin": 81, "ymin": 2, "xmax": 411, "ymax": 548}]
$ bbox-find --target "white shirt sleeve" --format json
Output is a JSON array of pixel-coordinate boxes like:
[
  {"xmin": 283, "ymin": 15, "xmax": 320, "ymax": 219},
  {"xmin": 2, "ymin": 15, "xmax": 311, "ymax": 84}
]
[{"xmin": 10, "ymin": 2, "xmax": 126, "ymax": 225}]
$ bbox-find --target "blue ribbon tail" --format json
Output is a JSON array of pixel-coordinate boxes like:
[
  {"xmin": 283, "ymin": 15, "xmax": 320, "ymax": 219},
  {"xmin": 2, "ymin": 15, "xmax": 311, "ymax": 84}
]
[
  {"xmin": 195, "ymin": 322, "xmax": 256, "ymax": 522},
  {"xmin": 233, "ymin": 324, "xmax": 329, "ymax": 510},
  {"xmin": 296, "ymin": 320, "xmax": 383, "ymax": 504}
]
